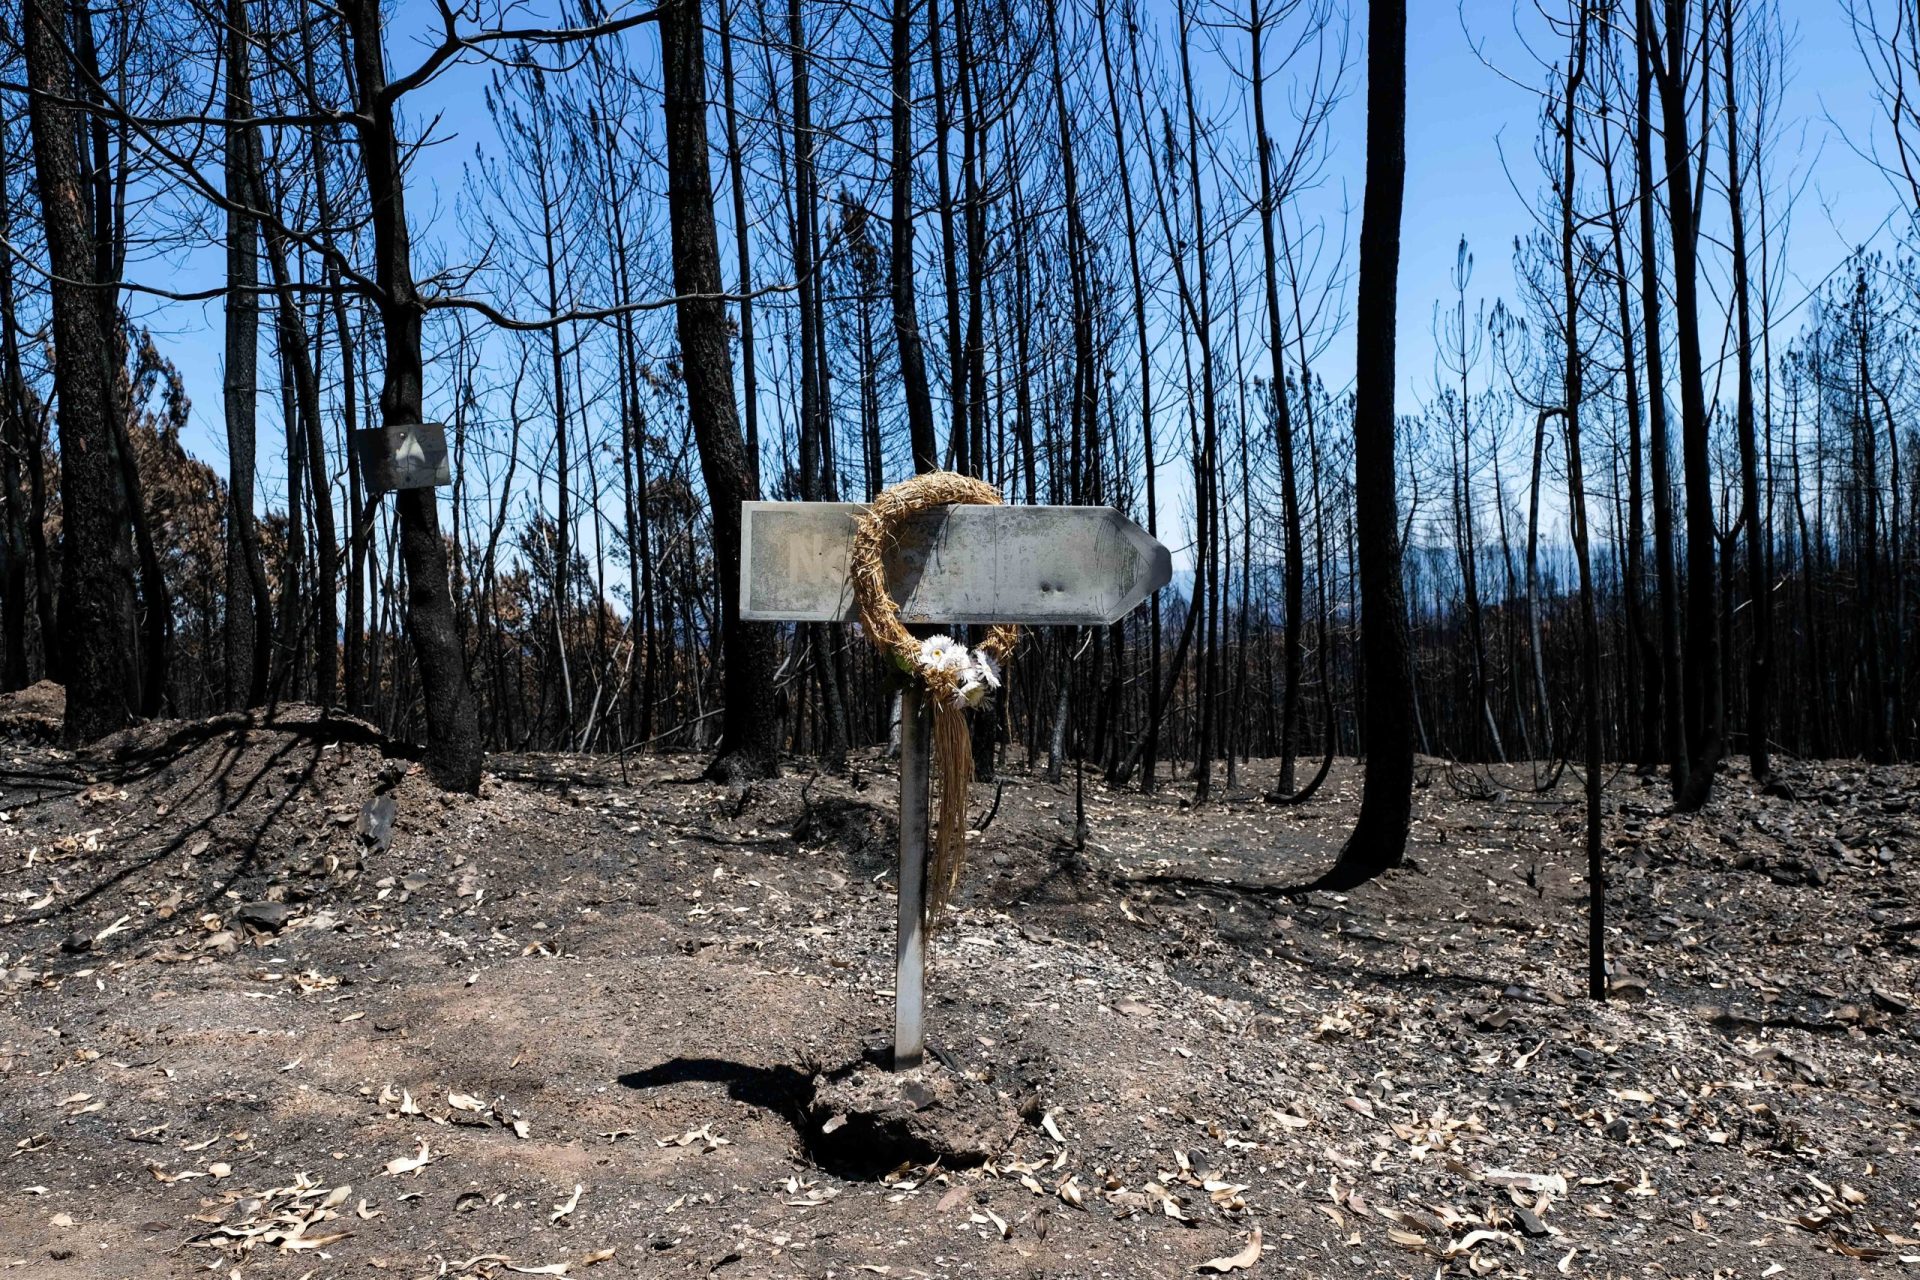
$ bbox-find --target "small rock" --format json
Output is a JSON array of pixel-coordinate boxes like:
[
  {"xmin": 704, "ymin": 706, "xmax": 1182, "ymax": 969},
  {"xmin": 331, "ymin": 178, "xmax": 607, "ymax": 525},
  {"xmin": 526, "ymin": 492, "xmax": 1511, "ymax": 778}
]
[
  {"xmin": 59, "ymin": 931, "xmax": 92, "ymax": 954},
  {"xmin": 234, "ymin": 902, "xmax": 293, "ymax": 932},
  {"xmin": 1513, "ymin": 1205, "xmax": 1551, "ymax": 1237},
  {"xmin": 358, "ymin": 795, "xmax": 397, "ymax": 853},
  {"xmin": 1604, "ymin": 1117, "xmax": 1631, "ymax": 1142},
  {"xmin": 1468, "ymin": 1004, "xmax": 1512, "ymax": 1031}
]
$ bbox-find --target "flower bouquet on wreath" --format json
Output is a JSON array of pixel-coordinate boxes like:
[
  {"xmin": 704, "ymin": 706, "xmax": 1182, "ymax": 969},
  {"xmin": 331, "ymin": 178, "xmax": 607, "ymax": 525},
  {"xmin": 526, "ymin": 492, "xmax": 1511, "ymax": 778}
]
[{"xmin": 849, "ymin": 472, "xmax": 1020, "ymax": 918}]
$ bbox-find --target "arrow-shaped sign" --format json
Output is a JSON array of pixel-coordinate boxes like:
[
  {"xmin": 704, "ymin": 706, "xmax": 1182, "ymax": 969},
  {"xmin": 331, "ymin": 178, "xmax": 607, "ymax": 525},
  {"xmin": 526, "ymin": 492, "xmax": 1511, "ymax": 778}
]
[
  {"xmin": 739, "ymin": 501, "xmax": 1172, "ymax": 626},
  {"xmin": 738, "ymin": 496, "xmax": 1173, "ymax": 1075}
]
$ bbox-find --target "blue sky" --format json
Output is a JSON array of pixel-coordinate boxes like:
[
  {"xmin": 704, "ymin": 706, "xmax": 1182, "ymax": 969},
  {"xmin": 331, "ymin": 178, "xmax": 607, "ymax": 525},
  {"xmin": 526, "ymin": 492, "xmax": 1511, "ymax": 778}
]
[{"xmin": 142, "ymin": 0, "xmax": 1899, "ymax": 516}]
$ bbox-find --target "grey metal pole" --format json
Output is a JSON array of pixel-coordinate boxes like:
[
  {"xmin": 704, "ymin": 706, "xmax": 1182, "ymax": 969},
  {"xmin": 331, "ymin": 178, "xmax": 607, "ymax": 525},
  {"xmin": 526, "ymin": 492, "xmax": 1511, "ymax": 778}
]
[{"xmin": 894, "ymin": 684, "xmax": 930, "ymax": 1071}]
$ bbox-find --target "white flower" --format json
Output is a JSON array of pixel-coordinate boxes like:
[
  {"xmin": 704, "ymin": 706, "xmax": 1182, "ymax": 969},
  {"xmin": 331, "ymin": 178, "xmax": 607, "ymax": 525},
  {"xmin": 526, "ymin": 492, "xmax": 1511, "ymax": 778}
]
[
  {"xmin": 972, "ymin": 651, "xmax": 1002, "ymax": 690},
  {"xmin": 955, "ymin": 676, "xmax": 988, "ymax": 709},
  {"xmin": 916, "ymin": 634, "xmax": 968, "ymax": 674}
]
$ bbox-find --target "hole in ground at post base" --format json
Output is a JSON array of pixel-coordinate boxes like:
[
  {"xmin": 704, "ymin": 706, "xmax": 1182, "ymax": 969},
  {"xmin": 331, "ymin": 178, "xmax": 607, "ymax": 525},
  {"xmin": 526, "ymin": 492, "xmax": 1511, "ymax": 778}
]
[{"xmin": 617, "ymin": 1045, "xmax": 1027, "ymax": 1183}]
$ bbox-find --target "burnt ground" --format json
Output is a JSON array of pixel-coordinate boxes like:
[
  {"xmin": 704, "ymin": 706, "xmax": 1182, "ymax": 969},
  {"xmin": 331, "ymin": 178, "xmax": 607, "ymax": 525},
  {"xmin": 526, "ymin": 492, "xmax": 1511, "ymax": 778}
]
[{"xmin": 2, "ymin": 693, "xmax": 1919, "ymax": 1278}]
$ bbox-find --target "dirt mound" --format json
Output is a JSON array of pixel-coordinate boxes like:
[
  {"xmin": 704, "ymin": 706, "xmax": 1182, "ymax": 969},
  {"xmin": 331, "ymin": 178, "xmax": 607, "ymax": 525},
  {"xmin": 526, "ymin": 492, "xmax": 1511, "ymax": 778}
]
[
  {"xmin": 0, "ymin": 705, "xmax": 454, "ymax": 960},
  {"xmin": 0, "ymin": 680, "xmax": 64, "ymax": 741}
]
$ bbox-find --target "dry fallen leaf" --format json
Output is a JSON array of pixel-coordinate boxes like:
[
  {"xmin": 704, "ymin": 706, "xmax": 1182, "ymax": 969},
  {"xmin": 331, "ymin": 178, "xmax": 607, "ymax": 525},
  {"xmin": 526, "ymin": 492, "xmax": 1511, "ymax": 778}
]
[
  {"xmin": 1197, "ymin": 1227, "xmax": 1262, "ymax": 1273},
  {"xmin": 280, "ymin": 1230, "xmax": 351, "ymax": 1252},
  {"xmin": 146, "ymin": 1163, "xmax": 206, "ymax": 1184},
  {"xmin": 382, "ymin": 1139, "xmax": 432, "ymax": 1176},
  {"xmin": 1484, "ymin": 1168, "xmax": 1567, "ymax": 1196},
  {"xmin": 656, "ymin": 1123, "xmax": 728, "ymax": 1151},
  {"xmin": 1386, "ymin": 1226, "xmax": 1430, "ymax": 1252},
  {"xmin": 551, "ymin": 1183, "xmax": 583, "ymax": 1224}
]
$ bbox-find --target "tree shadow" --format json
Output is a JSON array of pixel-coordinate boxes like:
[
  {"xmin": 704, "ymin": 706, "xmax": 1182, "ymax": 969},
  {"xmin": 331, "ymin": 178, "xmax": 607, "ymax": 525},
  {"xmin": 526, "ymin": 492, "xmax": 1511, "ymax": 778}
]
[
  {"xmin": 0, "ymin": 730, "xmax": 328, "ymax": 952},
  {"xmin": 617, "ymin": 1056, "xmax": 817, "ymax": 1117}
]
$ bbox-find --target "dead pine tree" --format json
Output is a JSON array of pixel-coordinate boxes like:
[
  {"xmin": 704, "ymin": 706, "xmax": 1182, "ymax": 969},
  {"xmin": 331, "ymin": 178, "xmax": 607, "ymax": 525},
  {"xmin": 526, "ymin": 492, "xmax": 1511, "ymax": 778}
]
[
  {"xmin": 1545, "ymin": 0, "xmax": 1606, "ymax": 999},
  {"xmin": 1634, "ymin": 0, "xmax": 1687, "ymax": 801},
  {"xmin": 1315, "ymin": 0, "xmax": 1413, "ymax": 890},
  {"xmin": 221, "ymin": 0, "xmax": 272, "ymax": 710},
  {"xmin": 1720, "ymin": 0, "xmax": 1770, "ymax": 784},
  {"xmin": 0, "ymin": 134, "xmax": 31, "ymax": 691},
  {"xmin": 1649, "ymin": 0, "xmax": 1723, "ymax": 809},
  {"xmin": 659, "ymin": 0, "xmax": 780, "ymax": 782},
  {"xmin": 1247, "ymin": 0, "xmax": 1313, "ymax": 797},
  {"xmin": 891, "ymin": 0, "xmax": 941, "ymax": 476},
  {"xmin": 21, "ymin": 0, "xmax": 140, "ymax": 744},
  {"xmin": 340, "ymin": 0, "xmax": 484, "ymax": 790},
  {"xmin": 1095, "ymin": 0, "xmax": 1163, "ymax": 794}
]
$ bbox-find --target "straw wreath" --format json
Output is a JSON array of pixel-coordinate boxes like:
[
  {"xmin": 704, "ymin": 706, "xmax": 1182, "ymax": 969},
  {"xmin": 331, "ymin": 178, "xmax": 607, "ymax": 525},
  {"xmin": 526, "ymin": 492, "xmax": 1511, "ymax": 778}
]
[{"xmin": 850, "ymin": 471, "xmax": 1018, "ymax": 916}]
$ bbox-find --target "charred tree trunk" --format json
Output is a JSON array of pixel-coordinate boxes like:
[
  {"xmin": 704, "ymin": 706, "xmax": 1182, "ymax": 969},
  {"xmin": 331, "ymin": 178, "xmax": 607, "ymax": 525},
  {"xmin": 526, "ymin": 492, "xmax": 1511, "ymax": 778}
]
[
  {"xmin": 1250, "ymin": 0, "xmax": 1308, "ymax": 797},
  {"xmin": 891, "ymin": 0, "xmax": 939, "ymax": 474},
  {"xmin": 1637, "ymin": 0, "xmax": 1687, "ymax": 800},
  {"xmin": 660, "ymin": 0, "xmax": 779, "ymax": 782},
  {"xmin": 1655, "ymin": 0, "xmax": 1722, "ymax": 809},
  {"xmin": 342, "ymin": 0, "xmax": 483, "ymax": 790},
  {"xmin": 1098, "ymin": 0, "xmax": 1162, "ymax": 792},
  {"xmin": 0, "ymin": 138, "xmax": 34, "ymax": 690},
  {"xmin": 223, "ymin": 0, "xmax": 273, "ymax": 709},
  {"xmin": 717, "ymin": 0, "xmax": 759, "ymax": 490},
  {"xmin": 1553, "ymin": 4, "xmax": 1604, "ymax": 999},
  {"xmin": 1318, "ymin": 0, "xmax": 1411, "ymax": 889},
  {"xmin": 1720, "ymin": 0, "xmax": 1768, "ymax": 781},
  {"xmin": 23, "ymin": 0, "xmax": 138, "ymax": 742},
  {"xmin": 250, "ymin": 155, "xmax": 338, "ymax": 706}
]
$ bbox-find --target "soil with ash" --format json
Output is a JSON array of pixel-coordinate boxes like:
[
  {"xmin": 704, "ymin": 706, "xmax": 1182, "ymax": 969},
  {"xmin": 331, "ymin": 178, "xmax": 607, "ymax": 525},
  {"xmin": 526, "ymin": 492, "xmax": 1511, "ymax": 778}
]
[{"xmin": 2, "ymin": 701, "xmax": 1918, "ymax": 1278}]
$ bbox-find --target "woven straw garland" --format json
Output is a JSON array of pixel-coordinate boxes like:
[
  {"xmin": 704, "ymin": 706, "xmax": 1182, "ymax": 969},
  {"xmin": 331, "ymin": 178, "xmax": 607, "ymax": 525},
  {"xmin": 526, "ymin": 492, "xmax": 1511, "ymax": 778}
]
[{"xmin": 850, "ymin": 471, "xmax": 1018, "ymax": 917}]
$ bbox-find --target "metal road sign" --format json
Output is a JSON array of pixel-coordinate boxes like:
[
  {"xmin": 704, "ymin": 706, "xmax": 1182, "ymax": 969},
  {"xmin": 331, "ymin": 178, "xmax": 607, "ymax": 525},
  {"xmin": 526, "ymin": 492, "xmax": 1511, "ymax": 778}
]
[
  {"xmin": 354, "ymin": 423, "xmax": 452, "ymax": 493},
  {"xmin": 740, "ymin": 501, "xmax": 1172, "ymax": 626},
  {"xmin": 738, "ymin": 498, "xmax": 1172, "ymax": 1072}
]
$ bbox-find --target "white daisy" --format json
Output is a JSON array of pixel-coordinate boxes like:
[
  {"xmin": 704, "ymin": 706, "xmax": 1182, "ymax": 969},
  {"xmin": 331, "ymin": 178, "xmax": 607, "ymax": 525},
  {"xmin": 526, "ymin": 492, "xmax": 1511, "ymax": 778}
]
[
  {"xmin": 955, "ymin": 675, "xmax": 987, "ymax": 708},
  {"xmin": 916, "ymin": 634, "xmax": 969, "ymax": 674},
  {"xmin": 972, "ymin": 651, "xmax": 1002, "ymax": 690}
]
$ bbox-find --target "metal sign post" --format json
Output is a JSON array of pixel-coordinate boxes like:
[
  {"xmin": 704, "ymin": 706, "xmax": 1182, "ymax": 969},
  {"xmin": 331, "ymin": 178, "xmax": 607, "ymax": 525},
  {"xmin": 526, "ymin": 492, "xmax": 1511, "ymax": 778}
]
[
  {"xmin": 893, "ymin": 684, "xmax": 931, "ymax": 1071},
  {"xmin": 740, "ymin": 500, "xmax": 1172, "ymax": 1070}
]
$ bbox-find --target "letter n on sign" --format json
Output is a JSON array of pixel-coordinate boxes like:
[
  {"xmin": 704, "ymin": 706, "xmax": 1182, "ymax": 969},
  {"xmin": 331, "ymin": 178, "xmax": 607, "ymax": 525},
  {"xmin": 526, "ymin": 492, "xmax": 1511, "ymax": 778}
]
[{"xmin": 354, "ymin": 424, "xmax": 452, "ymax": 494}]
